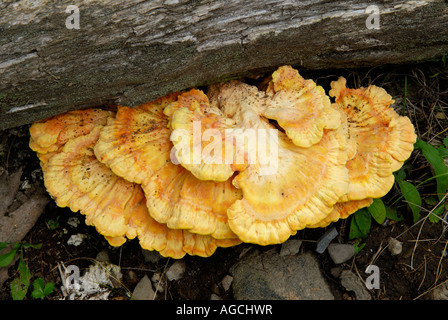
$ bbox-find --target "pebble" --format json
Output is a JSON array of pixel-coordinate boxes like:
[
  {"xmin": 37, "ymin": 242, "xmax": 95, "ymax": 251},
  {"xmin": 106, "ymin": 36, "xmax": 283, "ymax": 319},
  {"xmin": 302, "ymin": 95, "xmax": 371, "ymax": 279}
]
[
  {"xmin": 430, "ymin": 282, "xmax": 448, "ymax": 300},
  {"xmin": 339, "ymin": 270, "xmax": 371, "ymax": 300},
  {"xmin": 67, "ymin": 216, "xmax": 80, "ymax": 228},
  {"xmin": 67, "ymin": 233, "xmax": 87, "ymax": 246},
  {"xmin": 388, "ymin": 237, "xmax": 403, "ymax": 256},
  {"xmin": 328, "ymin": 243, "xmax": 355, "ymax": 264},
  {"xmin": 220, "ymin": 275, "xmax": 233, "ymax": 292},
  {"xmin": 95, "ymin": 249, "xmax": 110, "ymax": 262},
  {"xmin": 315, "ymin": 227, "xmax": 338, "ymax": 254},
  {"xmin": 151, "ymin": 272, "xmax": 165, "ymax": 293},
  {"xmin": 210, "ymin": 293, "xmax": 222, "ymax": 300},
  {"xmin": 132, "ymin": 275, "xmax": 156, "ymax": 300},
  {"xmin": 230, "ymin": 250, "xmax": 334, "ymax": 300},
  {"xmin": 125, "ymin": 270, "xmax": 138, "ymax": 284},
  {"xmin": 166, "ymin": 260, "xmax": 186, "ymax": 281},
  {"xmin": 142, "ymin": 249, "xmax": 164, "ymax": 264},
  {"xmin": 280, "ymin": 239, "xmax": 302, "ymax": 256}
]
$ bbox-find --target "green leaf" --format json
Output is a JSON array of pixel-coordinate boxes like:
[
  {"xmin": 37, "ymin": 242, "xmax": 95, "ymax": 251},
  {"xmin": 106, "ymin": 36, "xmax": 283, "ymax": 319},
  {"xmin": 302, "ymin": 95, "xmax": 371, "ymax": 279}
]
[
  {"xmin": 31, "ymin": 278, "xmax": 54, "ymax": 300},
  {"xmin": 438, "ymin": 147, "xmax": 448, "ymax": 159},
  {"xmin": 415, "ymin": 139, "xmax": 448, "ymax": 200},
  {"xmin": 10, "ymin": 258, "xmax": 31, "ymax": 300},
  {"xmin": 385, "ymin": 206, "xmax": 403, "ymax": 222},
  {"xmin": 349, "ymin": 208, "xmax": 371, "ymax": 240},
  {"xmin": 368, "ymin": 199, "xmax": 387, "ymax": 224},
  {"xmin": 31, "ymin": 278, "xmax": 45, "ymax": 299},
  {"xmin": 353, "ymin": 241, "xmax": 366, "ymax": 255},
  {"xmin": 22, "ymin": 243, "xmax": 42, "ymax": 250},
  {"xmin": 44, "ymin": 282, "xmax": 55, "ymax": 296},
  {"xmin": 397, "ymin": 179, "xmax": 422, "ymax": 223},
  {"xmin": 0, "ymin": 242, "xmax": 13, "ymax": 251},
  {"xmin": 429, "ymin": 205, "xmax": 446, "ymax": 223},
  {"xmin": 425, "ymin": 196, "xmax": 439, "ymax": 206},
  {"xmin": 395, "ymin": 167, "xmax": 407, "ymax": 180},
  {"xmin": 0, "ymin": 248, "xmax": 18, "ymax": 267},
  {"xmin": 443, "ymin": 136, "xmax": 448, "ymax": 149}
]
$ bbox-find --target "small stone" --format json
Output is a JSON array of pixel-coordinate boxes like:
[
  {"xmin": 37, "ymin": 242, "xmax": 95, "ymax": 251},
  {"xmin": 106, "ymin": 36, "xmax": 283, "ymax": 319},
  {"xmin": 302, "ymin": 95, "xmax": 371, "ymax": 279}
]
[
  {"xmin": 340, "ymin": 270, "xmax": 371, "ymax": 300},
  {"xmin": 430, "ymin": 282, "xmax": 448, "ymax": 300},
  {"xmin": 230, "ymin": 251, "xmax": 334, "ymax": 300},
  {"xmin": 166, "ymin": 260, "xmax": 186, "ymax": 281},
  {"xmin": 151, "ymin": 272, "xmax": 165, "ymax": 293},
  {"xmin": 126, "ymin": 270, "xmax": 138, "ymax": 284},
  {"xmin": 315, "ymin": 227, "xmax": 338, "ymax": 254},
  {"xmin": 132, "ymin": 275, "xmax": 156, "ymax": 300},
  {"xmin": 388, "ymin": 237, "xmax": 403, "ymax": 256},
  {"xmin": 330, "ymin": 266, "xmax": 342, "ymax": 278},
  {"xmin": 328, "ymin": 243, "xmax": 355, "ymax": 264},
  {"xmin": 95, "ymin": 249, "xmax": 110, "ymax": 262},
  {"xmin": 280, "ymin": 239, "xmax": 302, "ymax": 256},
  {"xmin": 220, "ymin": 275, "xmax": 233, "ymax": 292},
  {"xmin": 435, "ymin": 112, "xmax": 447, "ymax": 120},
  {"xmin": 210, "ymin": 293, "xmax": 222, "ymax": 300},
  {"xmin": 67, "ymin": 216, "xmax": 80, "ymax": 228},
  {"xmin": 142, "ymin": 249, "xmax": 164, "ymax": 264},
  {"xmin": 67, "ymin": 233, "xmax": 87, "ymax": 246}
]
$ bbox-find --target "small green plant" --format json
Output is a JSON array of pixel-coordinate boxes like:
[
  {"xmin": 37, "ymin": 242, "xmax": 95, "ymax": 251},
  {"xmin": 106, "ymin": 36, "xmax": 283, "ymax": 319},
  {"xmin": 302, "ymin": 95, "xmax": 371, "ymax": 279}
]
[
  {"xmin": 0, "ymin": 241, "xmax": 54, "ymax": 300},
  {"xmin": 349, "ymin": 198, "xmax": 391, "ymax": 240},
  {"xmin": 31, "ymin": 278, "xmax": 55, "ymax": 300},
  {"xmin": 47, "ymin": 216, "xmax": 60, "ymax": 230}
]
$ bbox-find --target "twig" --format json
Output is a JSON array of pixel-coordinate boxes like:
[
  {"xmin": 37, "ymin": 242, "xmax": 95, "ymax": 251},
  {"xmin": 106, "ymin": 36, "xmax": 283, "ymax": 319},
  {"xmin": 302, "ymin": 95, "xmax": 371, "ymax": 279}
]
[
  {"xmin": 417, "ymin": 255, "xmax": 427, "ymax": 291},
  {"xmin": 434, "ymin": 239, "xmax": 448, "ymax": 287},
  {"xmin": 411, "ymin": 193, "xmax": 448, "ymax": 269},
  {"xmin": 414, "ymin": 279, "xmax": 448, "ymax": 300},
  {"xmin": 57, "ymin": 262, "xmax": 68, "ymax": 298}
]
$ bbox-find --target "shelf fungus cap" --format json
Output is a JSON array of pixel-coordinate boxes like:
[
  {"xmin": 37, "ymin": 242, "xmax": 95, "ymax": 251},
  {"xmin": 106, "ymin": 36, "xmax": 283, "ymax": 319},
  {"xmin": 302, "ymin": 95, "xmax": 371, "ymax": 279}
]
[
  {"xmin": 263, "ymin": 65, "xmax": 341, "ymax": 148},
  {"xmin": 43, "ymin": 125, "xmax": 142, "ymax": 244},
  {"xmin": 38, "ymin": 116, "xmax": 232, "ymax": 258},
  {"xmin": 308, "ymin": 198, "xmax": 373, "ymax": 228},
  {"xmin": 29, "ymin": 109, "xmax": 113, "ymax": 170},
  {"xmin": 129, "ymin": 207, "xmax": 241, "ymax": 258},
  {"xmin": 227, "ymin": 129, "xmax": 350, "ymax": 245},
  {"xmin": 142, "ymin": 162, "xmax": 242, "ymax": 240},
  {"xmin": 94, "ymin": 93, "xmax": 179, "ymax": 185},
  {"xmin": 165, "ymin": 88, "xmax": 252, "ymax": 182},
  {"xmin": 330, "ymin": 77, "xmax": 417, "ymax": 201}
]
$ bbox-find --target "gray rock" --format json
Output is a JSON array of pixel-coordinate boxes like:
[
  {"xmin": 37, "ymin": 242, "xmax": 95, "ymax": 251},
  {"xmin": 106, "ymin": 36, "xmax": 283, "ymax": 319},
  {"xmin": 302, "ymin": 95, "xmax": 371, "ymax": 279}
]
[
  {"xmin": 142, "ymin": 249, "xmax": 164, "ymax": 264},
  {"xmin": 230, "ymin": 250, "xmax": 334, "ymax": 300},
  {"xmin": 280, "ymin": 239, "xmax": 302, "ymax": 256},
  {"xmin": 340, "ymin": 270, "xmax": 372, "ymax": 300},
  {"xmin": 315, "ymin": 227, "xmax": 338, "ymax": 254},
  {"xmin": 430, "ymin": 282, "xmax": 448, "ymax": 300},
  {"xmin": 220, "ymin": 275, "xmax": 233, "ymax": 292},
  {"xmin": 132, "ymin": 275, "xmax": 156, "ymax": 300},
  {"xmin": 166, "ymin": 260, "xmax": 186, "ymax": 281},
  {"xmin": 95, "ymin": 249, "xmax": 110, "ymax": 263},
  {"xmin": 151, "ymin": 272, "xmax": 165, "ymax": 293},
  {"xmin": 388, "ymin": 237, "xmax": 403, "ymax": 256},
  {"xmin": 328, "ymin": 244, "xmax": 355, "ymax": 264}
]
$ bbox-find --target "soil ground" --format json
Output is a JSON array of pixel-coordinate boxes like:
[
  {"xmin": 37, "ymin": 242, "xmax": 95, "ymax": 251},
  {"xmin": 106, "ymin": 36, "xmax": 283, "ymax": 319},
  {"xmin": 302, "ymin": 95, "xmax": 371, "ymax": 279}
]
[{"xmin": 0, "ymin": 60, "xmax": 447, "ymax": 300}]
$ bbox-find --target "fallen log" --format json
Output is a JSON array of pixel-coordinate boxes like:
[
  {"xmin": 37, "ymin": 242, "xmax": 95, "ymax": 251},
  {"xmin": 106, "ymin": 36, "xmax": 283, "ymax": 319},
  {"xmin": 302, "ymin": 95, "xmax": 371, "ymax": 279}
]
[{"xmin": 1, "ymin": 0, "xmax": 447, "ymax": 130}]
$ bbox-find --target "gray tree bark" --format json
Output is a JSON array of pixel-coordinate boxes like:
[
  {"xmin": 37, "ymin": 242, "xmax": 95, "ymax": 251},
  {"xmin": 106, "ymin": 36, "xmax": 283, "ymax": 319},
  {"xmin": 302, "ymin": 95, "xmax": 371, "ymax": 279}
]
[{"xmin": 1, "ymin": 0, "xmax": 447, "ymax": 130}]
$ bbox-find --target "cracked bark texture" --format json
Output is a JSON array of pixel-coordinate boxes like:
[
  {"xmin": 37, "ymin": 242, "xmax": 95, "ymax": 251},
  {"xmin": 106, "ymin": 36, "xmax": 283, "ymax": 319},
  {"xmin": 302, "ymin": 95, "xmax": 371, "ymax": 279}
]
[{"xmin": 1, "ymin": 0, "xmax": 447, "ymax": 130}]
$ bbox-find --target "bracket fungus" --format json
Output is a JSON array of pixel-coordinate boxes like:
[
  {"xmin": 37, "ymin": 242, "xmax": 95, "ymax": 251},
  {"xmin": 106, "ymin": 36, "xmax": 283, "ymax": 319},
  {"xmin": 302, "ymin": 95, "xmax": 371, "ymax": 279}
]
[{"xmin": 29, "ymin": 65, "xmax": 416, "ymax": 258}]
